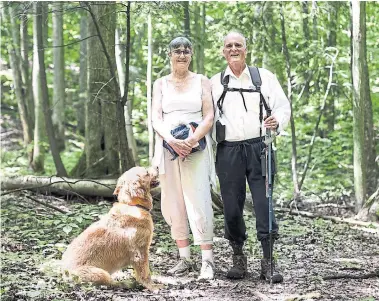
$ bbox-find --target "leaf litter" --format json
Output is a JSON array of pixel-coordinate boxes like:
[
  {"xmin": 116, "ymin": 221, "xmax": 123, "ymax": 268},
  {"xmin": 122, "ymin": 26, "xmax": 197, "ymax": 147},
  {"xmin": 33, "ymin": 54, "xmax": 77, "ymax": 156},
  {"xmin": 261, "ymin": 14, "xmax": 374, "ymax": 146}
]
[{"xmin": 1, "ymin": 193, "xmax": 378, "ymax": 301}]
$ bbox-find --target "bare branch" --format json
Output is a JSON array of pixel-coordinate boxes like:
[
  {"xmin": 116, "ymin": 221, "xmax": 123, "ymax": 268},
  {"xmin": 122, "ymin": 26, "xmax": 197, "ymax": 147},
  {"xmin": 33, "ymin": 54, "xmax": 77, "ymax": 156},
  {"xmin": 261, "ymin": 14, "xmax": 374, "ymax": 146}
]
[
  {"xmin": 25, "ymin": 195, "xmax": 68, "ymax": 214},
  {"xmin": 299, "ymin": 48, "xmax": 339, "ymax": 190}
]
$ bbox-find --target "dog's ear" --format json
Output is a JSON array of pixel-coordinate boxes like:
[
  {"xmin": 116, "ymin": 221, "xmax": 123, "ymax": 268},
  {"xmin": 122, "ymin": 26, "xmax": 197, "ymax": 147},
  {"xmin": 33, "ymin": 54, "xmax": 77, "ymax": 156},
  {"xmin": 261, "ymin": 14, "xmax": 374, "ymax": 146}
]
[
  {"xmin": 113, "ymin": 186, "xmax": 121, "ymax": 196},
  {"xmin": 127, "ymin": 176, "xmax": 146, "ymax": 199},
  {"xmin": 113, "ymin": 178, "xmax": 124, "ymax": 196}
]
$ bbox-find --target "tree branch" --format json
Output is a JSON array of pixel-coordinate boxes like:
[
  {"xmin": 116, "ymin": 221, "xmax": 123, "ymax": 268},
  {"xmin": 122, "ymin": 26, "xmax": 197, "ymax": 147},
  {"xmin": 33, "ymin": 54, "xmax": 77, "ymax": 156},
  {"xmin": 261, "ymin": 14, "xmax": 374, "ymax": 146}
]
[
  {"xmin": 25, "ymin": 195, "xmax": 68, "ymax": 214},
  {"xmin": 299, "ymin": 48, "xmax": 339, "ymax": 190},
  {"xmin": 276, "ymin": 207, "xmax": 379, "ymax": 230},
  {"xmin": 323, "ymin": 270, "xmax": 379, "ymax": 280},
  {"xmin": 42, "ymin": 34, "xmax": 98, "ymax": 49}
]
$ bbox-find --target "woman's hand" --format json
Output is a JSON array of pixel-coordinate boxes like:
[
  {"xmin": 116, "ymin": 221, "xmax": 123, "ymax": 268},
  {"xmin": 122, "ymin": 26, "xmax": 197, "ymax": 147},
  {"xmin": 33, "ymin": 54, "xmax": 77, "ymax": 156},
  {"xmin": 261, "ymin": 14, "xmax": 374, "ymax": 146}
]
[
  {"xmin": 183, "ymin": 136, "xmax": 197, "ymax": 149},
  {"xmin": 167, "ymin": 137, "xmax": 192, "ymax": 158}
]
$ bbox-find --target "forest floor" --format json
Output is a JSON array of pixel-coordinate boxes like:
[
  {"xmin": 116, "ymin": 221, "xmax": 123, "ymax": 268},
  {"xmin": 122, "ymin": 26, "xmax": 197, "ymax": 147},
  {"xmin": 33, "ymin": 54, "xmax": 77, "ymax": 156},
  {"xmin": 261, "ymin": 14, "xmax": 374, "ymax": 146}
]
[{"xmin": 1, "ymin": 192, "xmax": 379, "ymax": 301}]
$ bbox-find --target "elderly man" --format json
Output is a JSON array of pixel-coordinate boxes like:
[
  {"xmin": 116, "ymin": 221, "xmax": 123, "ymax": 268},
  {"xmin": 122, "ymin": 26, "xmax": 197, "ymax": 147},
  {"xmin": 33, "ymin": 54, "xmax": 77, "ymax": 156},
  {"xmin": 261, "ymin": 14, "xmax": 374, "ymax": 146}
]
[{"xmin": 211, "ymin": 31, "xmax": 291, "ymax": 283}]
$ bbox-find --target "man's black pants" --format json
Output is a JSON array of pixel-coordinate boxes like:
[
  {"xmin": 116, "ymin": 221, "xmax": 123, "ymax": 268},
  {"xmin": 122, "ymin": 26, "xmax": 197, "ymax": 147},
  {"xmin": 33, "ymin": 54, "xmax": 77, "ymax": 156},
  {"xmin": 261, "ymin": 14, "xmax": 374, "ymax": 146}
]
[{"xmin": 215, "ymin": 137, "xmax": 279, "ymax": 244}]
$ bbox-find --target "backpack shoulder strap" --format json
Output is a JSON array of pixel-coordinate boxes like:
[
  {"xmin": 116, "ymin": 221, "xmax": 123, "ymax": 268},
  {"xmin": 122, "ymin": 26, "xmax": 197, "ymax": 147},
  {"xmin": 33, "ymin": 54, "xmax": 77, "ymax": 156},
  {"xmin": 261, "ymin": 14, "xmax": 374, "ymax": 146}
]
[
  {"xmin": 220, "ymin": 70, "xmax": 229, "ymax": 85},
  {"xmin": 217, "ymin": 70, "xmax": 230, "ymax": 116},
  {"xmin": 248, "ymin": 66, "xmax": 262, "ymax": 90}
]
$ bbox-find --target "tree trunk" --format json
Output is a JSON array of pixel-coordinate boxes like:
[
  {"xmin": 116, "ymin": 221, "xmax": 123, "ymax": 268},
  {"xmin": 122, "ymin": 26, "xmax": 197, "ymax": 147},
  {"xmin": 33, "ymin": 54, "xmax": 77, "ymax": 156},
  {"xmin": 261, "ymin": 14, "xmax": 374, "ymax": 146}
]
[
  {"xmin": 52, "ymin": 2, "xmax": 65, "ymax": 151},
  {"xmin": 302, "ymin": 1, "xmax": 311, "ymax": 100},
  {"xmin": 20, "ymin": 11, "xmax": 34, "ymax": 127},
  {"xmin": 31, "ymin": 3, "xmax": 46, "ymax": 172},
  {"xmin": 323, "ymin": 2, "xmax": 339, "ymax": 134},
  {"xmin": 302, "ymin": 1, "xmax": 310, "ymax": 46},
  {"xmin": 183, "ymin": 1, "xmax": 192, "ymax": 71},
  {"xmin": 3, "ymin": 5, "xmax": 33, "ymax": 147},
  {"xmin": 311, "ymin": 0, "xmax": 320, "ymax": 93},
  {"xmin": 262, "ymin": 2, "xmax": 274, "ymax": 72},
  {"xmin": 117, "ymin": 4, "xmax": 138, "ymax": 165},
  {"xmin": 280, "ymin": 3, "xmax": 300, "ymax": 199},
  {"xmin": 351, "ymin": 0, "xmax": 367, "ymax": 212},
  {"xmin": 120, "ymin": 1, "xmax": 135, "ymax": 170},
  {"xmin": 86, "ymin": 2, "xmax": 119, "ymax": 177},
  {"xmin": 357, "ymin": 187, "xmax": 379, "ymax": 222},
  {"xmin": 86, "ymin": 2, "xmax": 133, "ymax": 177},
  {"xmin": 35, "ymin": 2, "xmax": 68, "ymax": 177},
  {"xmin": 360, "ymin": 6, "xmax": 377, "ymax": 196},
  {"xmin": 147, "ymin": 13, "xmax": 154, "ymax": 163},
  {"xmin": 77, "ymin": 12, "xmax": 87, "ymax": 136},
  {"xmin": 183, "ymin": 1, "xmax": 190, "ymax": 38},
  {"xmin": 193, "ymin": 3, "xmax": 205, "ymax": 74}
]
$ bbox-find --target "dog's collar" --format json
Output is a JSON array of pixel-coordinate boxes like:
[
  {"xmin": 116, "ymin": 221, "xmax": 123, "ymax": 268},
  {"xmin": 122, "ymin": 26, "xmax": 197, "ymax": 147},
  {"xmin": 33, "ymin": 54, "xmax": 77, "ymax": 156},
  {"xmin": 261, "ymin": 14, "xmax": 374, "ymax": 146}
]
[
  {"xmin": 128, "ymin": 197, "xmax": 151, "ymax": 212},
  {"xmin": 132, "ymin": 204, "xmax": 151, "ymax": 212}
]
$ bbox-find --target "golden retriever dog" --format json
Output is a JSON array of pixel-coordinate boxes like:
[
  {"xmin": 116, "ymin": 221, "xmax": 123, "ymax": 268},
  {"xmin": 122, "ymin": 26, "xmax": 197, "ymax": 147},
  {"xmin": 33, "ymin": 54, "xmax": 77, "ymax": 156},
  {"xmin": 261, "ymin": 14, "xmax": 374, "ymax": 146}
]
[{"xmin": 61, "ymin": 166, "xmax": 161, "ymax": 290}]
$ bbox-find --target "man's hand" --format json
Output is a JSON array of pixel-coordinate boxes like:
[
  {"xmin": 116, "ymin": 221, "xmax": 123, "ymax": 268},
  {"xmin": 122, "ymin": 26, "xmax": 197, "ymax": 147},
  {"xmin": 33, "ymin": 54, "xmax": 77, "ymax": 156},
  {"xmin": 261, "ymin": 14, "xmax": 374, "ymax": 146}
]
[
  {"xmin": 167, "ymin": 137, "xmax": 192, "ymax": 158},
  {"xmin": 264, "ymin": 116, "xmax": 279, "ymax": 130}
]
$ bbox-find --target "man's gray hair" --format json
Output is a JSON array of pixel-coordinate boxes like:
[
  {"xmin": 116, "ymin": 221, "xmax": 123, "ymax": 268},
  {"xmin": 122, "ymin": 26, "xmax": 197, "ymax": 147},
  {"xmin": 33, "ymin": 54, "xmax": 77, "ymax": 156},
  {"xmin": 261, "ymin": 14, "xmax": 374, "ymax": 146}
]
[
  {"xmin": 223, "ymin": 31, "xmax": 247, "ymax": 47},
  {"xmin": 168, "ymin": 37, "xmax": 193, "ymax": 52}
]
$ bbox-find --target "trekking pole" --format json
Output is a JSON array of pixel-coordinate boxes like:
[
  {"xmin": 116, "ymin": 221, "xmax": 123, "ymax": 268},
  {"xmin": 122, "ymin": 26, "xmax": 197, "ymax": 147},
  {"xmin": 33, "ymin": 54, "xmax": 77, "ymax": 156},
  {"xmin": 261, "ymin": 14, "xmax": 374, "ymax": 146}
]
[{"xmin": 265, "ymin": 108, "xmax": 274, "ymax": 284}]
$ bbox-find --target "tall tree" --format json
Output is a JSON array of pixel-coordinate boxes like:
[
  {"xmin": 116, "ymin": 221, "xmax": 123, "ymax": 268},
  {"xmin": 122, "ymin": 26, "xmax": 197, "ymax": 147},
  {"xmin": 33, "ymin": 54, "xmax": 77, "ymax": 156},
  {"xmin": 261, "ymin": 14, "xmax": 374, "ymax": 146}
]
[
  {"xmin": 77, "ymin": 12, "xmax": 87, "ymax": 135},
  {"xmin": 1, "ymin": 4, "xmax": 32, "ymax": 146},
  {"xmin": 193, "ymin": 2, "xmax": 205, "ymax": 74},
  {"xmin": 20, "ymin": 8, "xmax": 34, "ymax": 128},
  {"xmin": 85, "ymin": 2, "xmax": 134, "ymax": 177},
  {"xmin": 183, "ymin": 1, "xmax": 192, "ymax": 71},
  {"xmin": 351, "ymin": 0, "xmax": 368, "ymax": 212},
  {"xmin": 115, "ymin": 4, "xmax": 138, "ymax": 164},
  {"xmin": 147, "ymin": 12, "xmax": 154, "ymax": 163},
  {"xmin": 301, "ymin": 1, "xmax": 311, "ymax": 99},
  {"xmin": 52, "ymin": 2, "xmax": 65, "ymax": 151},
  {"xmin": 323, "ymin": 2, "xmax": 339, "ymax": 134},
  {"xmin": 280, "ymin": 3, "xmax": 300, "ymax": 200},
  {"xmin": 35, "ymin": 2, "xmax": 67, "ymax": 176},
  {"xmin": 123, "ymin": 2, "xmax": 138, "ymax": 164},
  {"xmin": 31, "ymin": 2, "xmax": 46, "ymax": 172},
  {"xmin": 2, "ymin": 5, "xmax": 33, "ymax": 147},
  {"xmin": 183, "ymin": 1, "xmax": 190, "ymax": 38}
]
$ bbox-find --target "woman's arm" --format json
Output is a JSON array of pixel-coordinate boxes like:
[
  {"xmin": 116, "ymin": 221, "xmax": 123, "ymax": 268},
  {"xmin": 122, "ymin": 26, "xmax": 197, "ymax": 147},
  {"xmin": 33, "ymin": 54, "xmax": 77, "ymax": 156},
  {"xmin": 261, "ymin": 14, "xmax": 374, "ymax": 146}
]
[
  {"xmin": 151, "ymin": 78, "xmax": 191, "ymax": 158},
  {"xmin": 184, "ymin": 75, "xmax": 214, "ymax": 147}
]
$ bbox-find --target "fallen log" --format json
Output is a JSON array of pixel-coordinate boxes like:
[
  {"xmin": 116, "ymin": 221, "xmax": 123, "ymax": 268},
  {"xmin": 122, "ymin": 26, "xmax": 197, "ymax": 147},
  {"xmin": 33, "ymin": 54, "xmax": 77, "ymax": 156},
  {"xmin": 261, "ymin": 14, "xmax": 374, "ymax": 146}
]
[
  {"xmin": 323, "ymin": 270, "xmax": 379, "ymax": 280},
  {"xmin": 1, "ymin": 175, "xmax": 117, "ymax": 197},
  {"xmin": 1, "ymin": 175, "xmax": 224, "ymax": 212},
  {"xmin": 276, "ymin": 208, "xmax": 379, "ymax": 229}
]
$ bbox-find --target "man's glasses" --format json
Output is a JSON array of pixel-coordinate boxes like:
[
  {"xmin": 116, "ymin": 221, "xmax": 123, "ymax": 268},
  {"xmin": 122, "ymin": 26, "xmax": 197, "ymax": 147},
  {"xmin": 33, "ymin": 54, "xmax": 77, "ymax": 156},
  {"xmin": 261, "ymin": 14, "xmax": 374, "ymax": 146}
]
[
  {"xmin": 172, "ymin": 49, "xmax": 192, "ymax": 56},
  {"xmin": 224, "ymin": 42, "xmax": 244, "ymax": 50}
]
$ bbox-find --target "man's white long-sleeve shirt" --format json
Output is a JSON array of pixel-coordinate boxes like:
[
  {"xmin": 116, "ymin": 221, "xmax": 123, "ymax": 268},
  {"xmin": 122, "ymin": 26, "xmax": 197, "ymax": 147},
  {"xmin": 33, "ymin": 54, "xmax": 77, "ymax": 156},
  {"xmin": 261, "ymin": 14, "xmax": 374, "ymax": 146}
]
[{"xmin": 211, "ymin": 66, "xmax": 291, "ymax": 142}]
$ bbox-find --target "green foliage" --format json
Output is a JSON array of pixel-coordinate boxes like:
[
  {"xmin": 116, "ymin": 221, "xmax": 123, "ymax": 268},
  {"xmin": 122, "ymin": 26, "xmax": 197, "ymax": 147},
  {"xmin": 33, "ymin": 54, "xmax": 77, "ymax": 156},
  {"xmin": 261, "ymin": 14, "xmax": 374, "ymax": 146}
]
[
  {"xmin": 1, "ymin": 2, "xmax": 378, "ymax": 203},
  {"xmin": 1, "ymin": 197, "xmax": 111, "ymax": 249}
]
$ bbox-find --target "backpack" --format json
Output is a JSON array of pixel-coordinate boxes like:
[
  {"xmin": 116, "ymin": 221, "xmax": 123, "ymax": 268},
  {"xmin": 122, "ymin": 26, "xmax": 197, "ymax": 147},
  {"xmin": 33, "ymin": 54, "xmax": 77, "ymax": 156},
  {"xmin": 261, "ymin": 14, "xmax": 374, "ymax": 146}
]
[{"xmin": 216, "ymin": 66, "xmax": 271, "ymax": 138}]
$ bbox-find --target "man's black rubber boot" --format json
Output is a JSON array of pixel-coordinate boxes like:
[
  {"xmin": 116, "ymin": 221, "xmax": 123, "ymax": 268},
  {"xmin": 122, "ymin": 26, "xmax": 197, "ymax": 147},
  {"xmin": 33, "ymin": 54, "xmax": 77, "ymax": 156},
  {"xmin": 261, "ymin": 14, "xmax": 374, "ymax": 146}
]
[
  {"xmin": 226, "ymin": 254, "xmax": 247, "ymax": 279},
  {"xmin": 227, "ymin": 241, "xmax": 247, "ymax": 279},
  {"xmin": 260, "ymin": 258, "xmax": 283, "ymax": 283},
  {"xmin": 260, "ymin": 238, "xmax": 283, "ymax": 283}
]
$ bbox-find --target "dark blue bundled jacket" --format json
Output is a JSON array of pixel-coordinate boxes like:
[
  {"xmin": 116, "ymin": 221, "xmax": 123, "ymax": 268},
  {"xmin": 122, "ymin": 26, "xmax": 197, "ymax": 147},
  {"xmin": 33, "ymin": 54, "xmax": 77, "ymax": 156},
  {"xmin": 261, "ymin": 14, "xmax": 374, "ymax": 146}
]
[{"xmin": 163, "ymin": 122, "xmax": 206, "ymax": 160}]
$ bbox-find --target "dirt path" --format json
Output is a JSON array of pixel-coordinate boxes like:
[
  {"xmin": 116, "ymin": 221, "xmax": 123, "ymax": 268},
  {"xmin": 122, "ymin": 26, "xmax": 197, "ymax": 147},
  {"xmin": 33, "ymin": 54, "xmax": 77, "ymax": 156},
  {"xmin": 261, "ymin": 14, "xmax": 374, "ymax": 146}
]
[{"xmin": 1, "ymin": 194, "xmax": 378, "ymax": 301}]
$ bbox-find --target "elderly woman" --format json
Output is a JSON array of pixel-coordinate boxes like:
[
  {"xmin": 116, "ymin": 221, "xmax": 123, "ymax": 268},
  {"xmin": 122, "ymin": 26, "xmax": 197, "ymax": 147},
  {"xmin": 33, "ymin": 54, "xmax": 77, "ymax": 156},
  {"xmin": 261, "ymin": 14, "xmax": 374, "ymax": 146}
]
[{"xmin": 151, "ymin": 37, "xmax": 216, "ymax": 280}]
